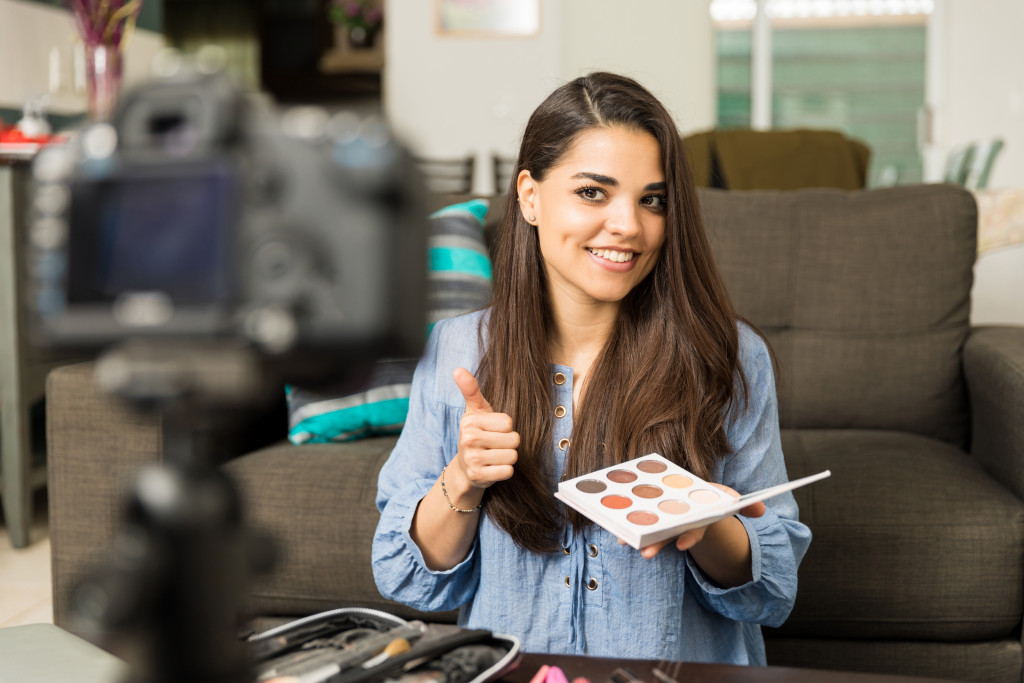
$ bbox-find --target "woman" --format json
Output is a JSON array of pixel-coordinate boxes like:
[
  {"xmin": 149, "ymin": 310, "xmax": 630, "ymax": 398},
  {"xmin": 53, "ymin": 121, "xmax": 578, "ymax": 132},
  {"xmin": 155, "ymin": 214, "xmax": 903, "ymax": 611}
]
[{"xmin": 372, "ymin": 72, "xmax": 811, "ymax": 664}]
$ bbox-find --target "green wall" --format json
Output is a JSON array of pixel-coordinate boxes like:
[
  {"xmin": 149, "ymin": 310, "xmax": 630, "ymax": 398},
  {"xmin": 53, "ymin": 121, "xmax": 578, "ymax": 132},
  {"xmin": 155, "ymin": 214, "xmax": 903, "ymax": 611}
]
[{"xmin": 0, "ymin": 108, "xmax": 85, "ymax": 131}]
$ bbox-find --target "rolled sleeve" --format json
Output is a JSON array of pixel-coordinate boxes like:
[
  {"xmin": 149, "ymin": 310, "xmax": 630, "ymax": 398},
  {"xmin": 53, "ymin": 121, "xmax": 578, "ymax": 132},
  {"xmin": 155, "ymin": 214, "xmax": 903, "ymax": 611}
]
[
  {"xmin": 371, "ymin": 316, "xmax": 484, "ymax": 613},
  {"xmin": 372, "ymin": 479, "xmax": 480, "ymax": 612},
  {"xmin": 684, "ymin": 508, "xmax": 809, "ymax": 626},
  {"xmin": 685, "ymin": 324, "xmax": 812, "ymax": 625}
]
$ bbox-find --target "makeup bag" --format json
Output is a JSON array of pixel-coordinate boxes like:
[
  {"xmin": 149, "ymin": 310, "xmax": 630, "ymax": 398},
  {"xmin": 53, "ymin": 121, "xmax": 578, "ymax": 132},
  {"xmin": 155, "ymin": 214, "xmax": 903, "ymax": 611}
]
[{"xmin": 246, "ymin": 607, "xmax": 522, "ymax": 683}]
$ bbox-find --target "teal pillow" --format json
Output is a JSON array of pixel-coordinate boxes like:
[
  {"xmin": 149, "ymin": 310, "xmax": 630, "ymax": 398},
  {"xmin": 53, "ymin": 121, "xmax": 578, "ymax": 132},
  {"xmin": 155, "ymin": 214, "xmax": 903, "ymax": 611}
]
[{"xmin": 286, "ymin": 199, "xmax": 492, "ymax": 444}]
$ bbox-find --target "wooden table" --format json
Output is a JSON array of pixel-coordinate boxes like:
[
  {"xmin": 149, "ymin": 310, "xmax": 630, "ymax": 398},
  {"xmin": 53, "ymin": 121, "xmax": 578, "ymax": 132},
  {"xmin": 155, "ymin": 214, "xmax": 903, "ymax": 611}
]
[{"xmin": 505, "ymin": 653, "xmax": 956, "ymax": 683}]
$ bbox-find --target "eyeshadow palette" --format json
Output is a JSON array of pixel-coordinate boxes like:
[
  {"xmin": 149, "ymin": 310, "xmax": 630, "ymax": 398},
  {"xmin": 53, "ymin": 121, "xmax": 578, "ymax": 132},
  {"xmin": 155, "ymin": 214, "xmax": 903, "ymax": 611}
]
[{"xmin": 554, "ymin": 453, "xmax": 830, "ymax": 549}]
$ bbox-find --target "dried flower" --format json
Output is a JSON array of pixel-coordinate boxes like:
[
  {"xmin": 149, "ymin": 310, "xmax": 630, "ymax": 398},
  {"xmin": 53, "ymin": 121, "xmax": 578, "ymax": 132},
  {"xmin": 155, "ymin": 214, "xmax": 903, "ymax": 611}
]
[
  {"xmin": 65, "ymin": 0, "xmax": 143, "ymax": 47},
  {"xmin": 328, "ymin": 0, "xmax": 384, "ymax": 33}
]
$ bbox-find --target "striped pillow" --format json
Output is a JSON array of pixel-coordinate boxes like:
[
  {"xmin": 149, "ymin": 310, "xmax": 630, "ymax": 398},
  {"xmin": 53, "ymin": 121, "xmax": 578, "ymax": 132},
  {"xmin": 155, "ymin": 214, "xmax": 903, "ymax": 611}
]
[
  {"xmin": 286, "ymin": 199, "xmax": 492, "ymax": 444},
  {"xmin": 427, "ymin": 199, "xmax": 492, "ymax": 332}
]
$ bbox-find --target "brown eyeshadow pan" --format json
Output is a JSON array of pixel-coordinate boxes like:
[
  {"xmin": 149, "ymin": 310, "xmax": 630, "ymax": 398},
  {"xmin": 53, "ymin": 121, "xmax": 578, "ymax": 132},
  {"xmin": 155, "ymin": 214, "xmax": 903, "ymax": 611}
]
[
  {"xmin": 575, "ymin": 479, "xmax": 607, "ymax": 494},
  {"xmin": 636, "ymin": 460, "xmax": 668, "ymax": 473},
  {"xmin": 632, "ymin": 484, "xmax": 663, "ymax": 499},
  {"xmin": 601, "ymin": 495, "xmax": 632, "ymax": 509},
  {"xmin": 626, "ymin": 511, "xmax": 659, "ymax": 526},
  {"xmin": 606, "ymin": 469, "xmax": 638, "ymax": 484}
]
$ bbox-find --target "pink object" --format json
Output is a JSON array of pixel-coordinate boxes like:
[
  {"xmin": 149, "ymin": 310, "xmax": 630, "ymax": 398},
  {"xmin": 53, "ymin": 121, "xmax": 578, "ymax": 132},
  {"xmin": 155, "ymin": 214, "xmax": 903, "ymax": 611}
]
[
  {"xmin": 528, "ymin": 665, "xmax": 550, "ymax": 683},
  {"xmin": 545, "ymin": 666, "xmax": 570, "ymax": 683}
]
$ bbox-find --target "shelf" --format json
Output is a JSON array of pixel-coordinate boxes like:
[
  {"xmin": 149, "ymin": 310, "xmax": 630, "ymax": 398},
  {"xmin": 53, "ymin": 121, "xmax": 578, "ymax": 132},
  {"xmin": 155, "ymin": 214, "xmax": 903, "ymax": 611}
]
[
  {"xmin": 319, "ymin": 26, "xmax": 384, "ymax": 75},
  {"xmin": 319, "ymin": 45, "xmax": 384, "ymax": 74},
  {"xmin": 1, "ymin": 161, "xmax": 58, "ymax": 548}
]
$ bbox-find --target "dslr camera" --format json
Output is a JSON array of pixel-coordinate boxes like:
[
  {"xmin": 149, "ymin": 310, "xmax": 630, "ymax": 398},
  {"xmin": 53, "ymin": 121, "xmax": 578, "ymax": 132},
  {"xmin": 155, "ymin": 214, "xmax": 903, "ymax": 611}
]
[
  {"xmin": 24, "ymin": 57, "xmax": 430, "ymax": 683},
  {"xmin": 27, "ymin": 58, "xmax": 427, "ymax": 391}
]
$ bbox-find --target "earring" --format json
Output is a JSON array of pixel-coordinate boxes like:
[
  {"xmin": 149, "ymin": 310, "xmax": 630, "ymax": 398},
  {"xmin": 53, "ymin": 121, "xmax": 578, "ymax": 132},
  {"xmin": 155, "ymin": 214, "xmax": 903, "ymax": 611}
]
[{"xmin": 527, "ymin": 214, "xmax": 536, "ymax": 223}]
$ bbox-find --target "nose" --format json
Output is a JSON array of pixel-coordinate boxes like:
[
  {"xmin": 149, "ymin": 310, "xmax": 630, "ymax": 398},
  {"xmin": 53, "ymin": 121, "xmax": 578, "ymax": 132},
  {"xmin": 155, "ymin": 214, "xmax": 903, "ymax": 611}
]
[{"xmin": 605, "ymin": 198, "xmax": 643, "ymax": 238}]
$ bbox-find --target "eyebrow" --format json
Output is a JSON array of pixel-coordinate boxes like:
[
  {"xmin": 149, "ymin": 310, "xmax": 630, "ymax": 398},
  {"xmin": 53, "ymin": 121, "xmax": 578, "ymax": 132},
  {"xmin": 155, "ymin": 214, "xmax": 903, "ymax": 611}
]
[{"xmin": 571, "ymin": 172, "xmax": 666, "ymax": 192}]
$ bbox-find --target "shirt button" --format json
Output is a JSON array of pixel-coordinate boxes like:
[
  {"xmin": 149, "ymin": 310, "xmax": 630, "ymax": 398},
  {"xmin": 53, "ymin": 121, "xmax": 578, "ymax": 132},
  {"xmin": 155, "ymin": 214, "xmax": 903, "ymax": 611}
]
[
  {"xmin": 588, "ymin": 544, "xmax": 598, "ymax": 557},
  {"xmin": 564, "ymin": 576, "xmax": 570, "ymax": 588},
  {"xmin": 553, "ymin": 372, "xmax": 567, "ymax": 385},
  {"xmin": 586, "ymin": 578, "xmax": 599, "ymax": 591},
  {"xmin": 558, "ymin": 438, "xmax": 570, "ymax": 451},
  {"xmin": 554, "ymin": 405, "xmax": 566, "ymax": 418},
  {"xmin": 562, "ymin": 546, "xmax": 570, "ymax": 555}
]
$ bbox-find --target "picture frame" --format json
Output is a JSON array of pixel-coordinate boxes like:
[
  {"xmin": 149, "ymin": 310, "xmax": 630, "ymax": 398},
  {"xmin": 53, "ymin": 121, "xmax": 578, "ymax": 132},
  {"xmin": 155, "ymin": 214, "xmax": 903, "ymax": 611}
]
[{"xmin": 435, "ymin": 0, "xmax": 541, "ymax": 38}]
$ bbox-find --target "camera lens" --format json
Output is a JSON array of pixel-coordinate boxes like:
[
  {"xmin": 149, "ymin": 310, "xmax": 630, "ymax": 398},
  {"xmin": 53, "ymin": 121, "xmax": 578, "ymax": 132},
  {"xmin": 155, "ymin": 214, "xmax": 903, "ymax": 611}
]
[
  {"xmin": 34, "ymin": 184, "xmax": 70, "ymax": 216},
  {"xmin": 82, "ymin": 124, "xmax": 118, "ymax": 160}
]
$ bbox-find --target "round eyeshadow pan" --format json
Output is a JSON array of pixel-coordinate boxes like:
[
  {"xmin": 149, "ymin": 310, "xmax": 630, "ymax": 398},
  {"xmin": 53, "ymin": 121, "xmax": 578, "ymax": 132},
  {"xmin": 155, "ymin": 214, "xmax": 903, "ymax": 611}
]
[
  {"xmin": 606, "ymin": 469, "xmax": 638, "ymax": 484},
  {"xmin": 575, "ymin": 479, "xmax": 607, "ymax": 494},
  {"xmin": 636, "ymin": 460, "xmax": 668, "ymax": 473},
  {"xmin": 632, "ymin": 484, "xmax": 663, "ymax": 499},
  {"xmin": 626, "ymin": 511, "xmax": 658, "ymax": 525},
  {"xmin": 662, "ymin": 474, "xmax": 693, "ymax": 489},
  {"xmin": 689, "ymin": 489, "xmax": 721, "ymax": 505},
  {"xmin": 601, "ymin": 495, "xmax": 632, "ymax": 509},
  {"xmin": 658, "ymin": 500, "xmax": 691, "ymax": 515}
]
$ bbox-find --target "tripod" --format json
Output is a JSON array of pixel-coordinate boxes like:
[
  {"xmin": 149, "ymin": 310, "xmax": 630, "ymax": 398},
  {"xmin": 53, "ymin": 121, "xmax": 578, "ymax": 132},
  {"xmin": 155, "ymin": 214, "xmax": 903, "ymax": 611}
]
[{"xmin": 69, "ymin": 341, "xmax": 276, "ymax": 683}]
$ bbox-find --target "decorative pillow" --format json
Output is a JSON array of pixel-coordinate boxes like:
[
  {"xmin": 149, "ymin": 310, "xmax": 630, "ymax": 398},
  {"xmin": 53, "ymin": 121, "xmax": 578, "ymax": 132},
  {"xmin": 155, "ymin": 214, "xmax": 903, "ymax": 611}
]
[{"xmin": 286, "ymin": 198, "xmax": 492, "ymax": 444}]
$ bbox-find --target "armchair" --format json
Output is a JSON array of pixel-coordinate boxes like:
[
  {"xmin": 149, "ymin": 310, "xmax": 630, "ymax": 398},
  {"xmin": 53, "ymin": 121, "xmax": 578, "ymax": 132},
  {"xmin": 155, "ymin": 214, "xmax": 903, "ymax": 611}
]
[
  {"xmin": 47, "ymin": 184, "xmax": 1024, "ymax": 682},
  {"xmin": 682, "ymin": 128, "xmax": 871, "ymax": 190}
]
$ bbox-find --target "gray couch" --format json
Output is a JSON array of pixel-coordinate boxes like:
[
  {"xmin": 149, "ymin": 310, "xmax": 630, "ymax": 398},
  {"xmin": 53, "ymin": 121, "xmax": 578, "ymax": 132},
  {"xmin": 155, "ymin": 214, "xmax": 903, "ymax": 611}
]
[{"xmin": 47, "ymin": 184, "xmax": 1024, "ymax": 682}]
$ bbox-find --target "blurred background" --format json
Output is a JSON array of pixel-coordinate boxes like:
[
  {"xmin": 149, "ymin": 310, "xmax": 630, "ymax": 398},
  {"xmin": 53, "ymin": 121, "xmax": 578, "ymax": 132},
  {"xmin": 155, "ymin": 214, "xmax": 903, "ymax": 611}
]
[
  {"xmin": 3, "ymin": 0, "xmax": 1022, "ymax": 192},
  {"xmin": 1, "ymin": 0, "xmax": 1023, "ymax": 630}
]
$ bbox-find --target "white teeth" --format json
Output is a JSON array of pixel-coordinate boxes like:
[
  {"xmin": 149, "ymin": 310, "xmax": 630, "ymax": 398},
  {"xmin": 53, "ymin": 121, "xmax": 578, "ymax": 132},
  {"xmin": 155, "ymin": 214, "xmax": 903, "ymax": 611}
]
[{"xmin": 587, "ymin": 248, "xmax": 635, "ymax": 263}]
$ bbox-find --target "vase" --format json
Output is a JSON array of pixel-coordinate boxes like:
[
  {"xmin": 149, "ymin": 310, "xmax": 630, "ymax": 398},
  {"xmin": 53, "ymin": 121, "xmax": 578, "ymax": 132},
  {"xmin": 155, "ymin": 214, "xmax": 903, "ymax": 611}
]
[
  {"xmin": 350, "ymin": 26, "xmax": 374, "ymax": 48},
  {"xmin": 339, "ymin": 25, "xmax": 380, "ymax": 50},
  {"xmin": 84, "ymin": 43, "xmax": 123, "ymax": 121}
]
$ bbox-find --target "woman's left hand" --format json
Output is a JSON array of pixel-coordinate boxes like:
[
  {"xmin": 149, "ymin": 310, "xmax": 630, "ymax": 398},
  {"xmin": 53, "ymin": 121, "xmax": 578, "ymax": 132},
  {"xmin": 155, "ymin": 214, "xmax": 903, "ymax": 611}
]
[{"xmin": 619, "ymin": 482, "xmax": 766, "ymax": 560}]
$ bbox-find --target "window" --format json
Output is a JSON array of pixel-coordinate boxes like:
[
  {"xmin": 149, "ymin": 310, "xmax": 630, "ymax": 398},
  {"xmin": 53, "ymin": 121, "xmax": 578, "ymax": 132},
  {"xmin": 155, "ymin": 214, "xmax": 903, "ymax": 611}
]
[{"xmin": 712, "ymin": 0, "xmax": 932, "ymax": 186}]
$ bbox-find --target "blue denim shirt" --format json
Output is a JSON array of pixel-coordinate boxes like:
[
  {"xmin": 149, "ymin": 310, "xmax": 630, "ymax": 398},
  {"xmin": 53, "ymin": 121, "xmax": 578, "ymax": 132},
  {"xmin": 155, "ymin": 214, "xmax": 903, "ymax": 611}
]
[{"xmin": 372, "ymin": 310, "xmax": 810, "ymax": 664}]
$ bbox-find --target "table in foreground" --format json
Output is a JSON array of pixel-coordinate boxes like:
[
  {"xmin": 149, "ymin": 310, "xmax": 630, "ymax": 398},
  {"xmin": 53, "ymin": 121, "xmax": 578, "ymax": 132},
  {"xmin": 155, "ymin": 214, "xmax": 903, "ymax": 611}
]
[
  {"xmin": 0, "ymin": 623, "xmax": 129, "ymax": 682},
  {"xmin": 505, "ymin": 652, "xmax": 958, "ymax": 683},
  {"xmin": 0, "ymin": 623, "xmax": 959, "ymax": 683}
]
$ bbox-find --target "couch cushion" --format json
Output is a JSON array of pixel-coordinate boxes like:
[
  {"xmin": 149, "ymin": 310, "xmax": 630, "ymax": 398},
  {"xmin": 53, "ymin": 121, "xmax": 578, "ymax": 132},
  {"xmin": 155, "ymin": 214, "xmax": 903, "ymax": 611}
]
[
  {"xmin": 699, "ymin": 185, "xmax": 977, "ymax": 447},
  {"xmin": 224, "ymin": 436, "xmax": 457, "ymax": 623},
  {"xmin": 286, "ymin": 199, "xmax": 492, "ymax": 445},
  {"xmin": 775, "ymin": 428, "xmax": 1024, "ymax": 641},
  {"xmin": 765, "ymin": 636, "xmax": 1022, "ymax": 683},
  {"xmin": 226, "ymin": 427, "xmax": 1024, "ymax": 643}
]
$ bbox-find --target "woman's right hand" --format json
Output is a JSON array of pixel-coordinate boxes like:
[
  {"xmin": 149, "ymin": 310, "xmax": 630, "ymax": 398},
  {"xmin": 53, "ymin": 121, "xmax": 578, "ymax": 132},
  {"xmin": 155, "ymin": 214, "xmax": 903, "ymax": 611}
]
[
  {"xmin": 409, "ymin": 367, "xmax": 517, "ymax": 570},
  {"xmin": 452, "ymin": 367, "xmax": 519, "ymax": 490}
]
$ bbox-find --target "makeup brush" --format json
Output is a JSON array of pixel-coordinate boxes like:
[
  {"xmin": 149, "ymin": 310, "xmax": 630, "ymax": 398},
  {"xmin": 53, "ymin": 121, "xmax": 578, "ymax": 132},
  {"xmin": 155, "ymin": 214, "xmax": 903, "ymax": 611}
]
[{"xmin": 361, "ymin": 638, "xmax": 413, "ymax": 669}]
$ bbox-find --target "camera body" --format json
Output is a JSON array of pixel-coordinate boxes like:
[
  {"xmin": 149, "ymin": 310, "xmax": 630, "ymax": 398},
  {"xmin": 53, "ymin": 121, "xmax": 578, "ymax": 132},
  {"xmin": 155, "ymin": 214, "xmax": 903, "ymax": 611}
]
[
  {"xmin": 27, "ymin": 63, "xmax": 431, "ymax": 682},
  {"xmin": 28, "ymin": 67, "xmax": 427, "ymax": 387}
]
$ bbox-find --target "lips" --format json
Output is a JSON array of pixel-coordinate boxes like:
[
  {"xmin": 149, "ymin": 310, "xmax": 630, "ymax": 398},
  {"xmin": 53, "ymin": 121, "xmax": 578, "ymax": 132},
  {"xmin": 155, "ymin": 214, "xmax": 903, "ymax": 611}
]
[{"xmin": 586, "ymin": 247, "xmax": 636, "ymax": 263}]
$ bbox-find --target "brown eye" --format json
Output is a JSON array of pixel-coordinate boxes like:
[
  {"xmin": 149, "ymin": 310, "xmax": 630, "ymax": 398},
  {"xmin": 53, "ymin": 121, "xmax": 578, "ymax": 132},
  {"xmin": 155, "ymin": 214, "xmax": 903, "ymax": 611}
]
[
  {"xmin": 575, "ymin": 186, "xmax": 606, "ymax": 202},
  {"xmin": 642, "ymin": 194, "xmax": 666, "ymax": 210}
]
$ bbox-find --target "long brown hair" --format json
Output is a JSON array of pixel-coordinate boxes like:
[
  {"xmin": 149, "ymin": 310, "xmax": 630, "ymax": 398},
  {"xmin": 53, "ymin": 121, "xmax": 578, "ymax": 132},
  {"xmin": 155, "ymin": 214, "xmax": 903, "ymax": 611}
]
[{"xmin": 478, "ymin": 72, "xmax": 748, "ymax": 553}]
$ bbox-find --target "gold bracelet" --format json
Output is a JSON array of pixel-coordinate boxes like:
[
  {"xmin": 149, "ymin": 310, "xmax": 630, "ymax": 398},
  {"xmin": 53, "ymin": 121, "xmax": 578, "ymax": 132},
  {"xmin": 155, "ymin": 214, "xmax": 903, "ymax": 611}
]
[{"xmin": 441, "ymin": 465, "xmax": 483, "ymax": 513}]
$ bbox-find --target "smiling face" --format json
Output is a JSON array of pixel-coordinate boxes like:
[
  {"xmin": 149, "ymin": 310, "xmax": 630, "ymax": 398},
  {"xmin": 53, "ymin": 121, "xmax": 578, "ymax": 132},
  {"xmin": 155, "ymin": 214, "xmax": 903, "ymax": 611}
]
[{"xmin": 517, "ymin": 125, "xmax": 667, "ymax": 314}]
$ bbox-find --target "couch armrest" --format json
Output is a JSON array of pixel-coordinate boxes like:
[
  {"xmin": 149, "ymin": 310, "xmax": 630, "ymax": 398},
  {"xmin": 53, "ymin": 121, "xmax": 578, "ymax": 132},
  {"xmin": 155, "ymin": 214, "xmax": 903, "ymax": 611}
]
[
  {"xmin": 46, "ymin": 361, "xmax": 165, "ymax": 627},
  {"xmin": 964, "ymin": 326, "xmax": 1024, "ymax": 501}
]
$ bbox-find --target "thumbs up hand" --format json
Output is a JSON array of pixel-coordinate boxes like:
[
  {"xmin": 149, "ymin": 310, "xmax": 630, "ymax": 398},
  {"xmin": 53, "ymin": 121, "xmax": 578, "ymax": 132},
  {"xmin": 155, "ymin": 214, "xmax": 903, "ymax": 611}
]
[{"xmin": 451, "ymin": 367, "xmax": 519, "ymax": 490}]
